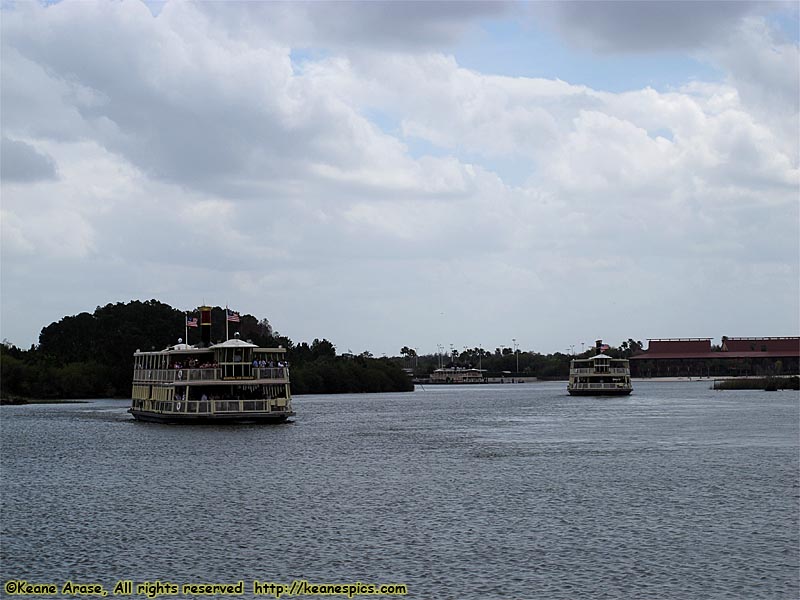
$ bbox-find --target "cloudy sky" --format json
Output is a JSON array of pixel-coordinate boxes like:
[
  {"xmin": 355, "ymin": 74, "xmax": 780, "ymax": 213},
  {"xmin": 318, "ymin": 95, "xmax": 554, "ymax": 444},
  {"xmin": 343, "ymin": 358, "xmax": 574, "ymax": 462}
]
[{"xmin": 1, "ymin": 1, "xmax": 798, "ymax": 356}]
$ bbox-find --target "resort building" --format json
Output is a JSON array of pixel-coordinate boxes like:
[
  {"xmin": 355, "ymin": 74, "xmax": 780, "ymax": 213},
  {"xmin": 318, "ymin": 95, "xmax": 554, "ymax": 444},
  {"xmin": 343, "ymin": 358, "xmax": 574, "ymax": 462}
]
[{"xmin": 630, "ymin": 337, "xmax": 800, "ymax": 377}]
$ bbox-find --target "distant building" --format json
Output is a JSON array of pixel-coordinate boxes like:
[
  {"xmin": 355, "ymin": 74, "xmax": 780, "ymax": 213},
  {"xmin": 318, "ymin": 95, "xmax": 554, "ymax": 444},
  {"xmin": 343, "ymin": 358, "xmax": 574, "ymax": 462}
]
[{"xmin": 630, "ymin": 337, "xmax": 799, "ymax": 377}]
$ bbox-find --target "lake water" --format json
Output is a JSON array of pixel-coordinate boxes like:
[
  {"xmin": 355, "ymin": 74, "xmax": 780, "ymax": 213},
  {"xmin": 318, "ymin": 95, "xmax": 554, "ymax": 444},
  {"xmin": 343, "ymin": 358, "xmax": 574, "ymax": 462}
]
[{"xmin": 1, "ymin": 381, "xmax": 798, "ymax": 599}]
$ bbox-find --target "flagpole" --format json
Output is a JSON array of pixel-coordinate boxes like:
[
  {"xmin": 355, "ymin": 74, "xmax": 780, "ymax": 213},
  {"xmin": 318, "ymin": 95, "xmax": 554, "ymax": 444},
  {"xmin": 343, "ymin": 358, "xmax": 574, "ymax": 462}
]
[
  {"xmin": 226, "ymin": 305, "xmax": 229, "ymax": 341},
  {"xmin": 185, "ymin": 313, "xmax": 188, "ymax": 345}
]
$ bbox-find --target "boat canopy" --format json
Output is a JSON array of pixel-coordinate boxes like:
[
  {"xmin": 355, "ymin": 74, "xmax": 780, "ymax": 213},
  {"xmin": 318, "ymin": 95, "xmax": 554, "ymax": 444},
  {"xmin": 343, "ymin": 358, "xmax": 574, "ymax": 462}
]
[
  {"xmin": 210, "ymin": 338, "xmax": 259, "ymax": 350},
  {"xmin": 134, "ymin": 339, "xmax": 284, "ymax": 356},
  {"xmin": 171, "ymin": 343, "xmax": 194, "ymax": 351},
  {"xmin": 134, "ymin": 345, "xmax": 213, "ymax": 356}
]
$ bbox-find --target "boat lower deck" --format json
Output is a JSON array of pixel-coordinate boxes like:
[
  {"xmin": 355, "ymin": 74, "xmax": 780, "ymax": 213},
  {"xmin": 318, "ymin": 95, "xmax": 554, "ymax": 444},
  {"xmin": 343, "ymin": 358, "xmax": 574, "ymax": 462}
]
[
  {"xmin": 567, "ymin": 388, "xmax": 632, "ymax": 396},
  {"xmin": 129, "ymin": 408, "xmax": 294, "ymax": 424}
]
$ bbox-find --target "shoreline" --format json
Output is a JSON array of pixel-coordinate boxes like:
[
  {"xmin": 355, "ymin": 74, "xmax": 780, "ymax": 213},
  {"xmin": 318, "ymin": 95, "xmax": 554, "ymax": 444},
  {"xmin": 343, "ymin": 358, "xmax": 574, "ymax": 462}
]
[
  {"xmin": 0, "ymin": 398, "xmax": 90, "ymax": 406},
  {"xmin": 633, "ymin": 375, "xmax": 799, "ymax": 382},
  {"xmin": 632, "ymin": 376, "xmax": 714, "ymax": 382}
]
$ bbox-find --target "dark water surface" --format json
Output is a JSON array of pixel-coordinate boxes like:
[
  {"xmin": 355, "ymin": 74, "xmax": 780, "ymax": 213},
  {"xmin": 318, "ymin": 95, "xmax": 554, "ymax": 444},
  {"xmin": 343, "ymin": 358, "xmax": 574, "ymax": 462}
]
[{"xmin": 2, "ymin": 381, "xmax": 798, "ymax": 599}]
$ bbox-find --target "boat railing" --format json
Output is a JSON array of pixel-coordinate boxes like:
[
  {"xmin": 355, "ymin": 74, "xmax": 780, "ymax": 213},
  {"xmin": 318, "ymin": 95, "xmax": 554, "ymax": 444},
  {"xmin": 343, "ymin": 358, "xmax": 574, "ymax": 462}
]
[
  {"xmin": 133, "ymin": 367, "xmax": 288, "ymax": 383},
  {"xmin": 570, "ymin": 382, "xmax": 631, "ymax": 390},
  {"xmin": 570, "ymin": 368, "xmax": 629, "ymax": 375},
  {"xmin": 211, "ymin": 399, "xmax": 272, "ymax": 413},
  {"xmin": 254, "ymin": 367, "xmax": 288, "ymax": 380},
  {"xmin": 132, "ymin": 398, "xmax": 290, "ymax": 414},
  {"xmin": 134, "ymin": 368, "xmax": 221, "ymax": 382},
  {"xmin": 134, "ymin": 368, "xmax": 170, "ymax": 383},
  {"xmin": 184, "ymin": 368, "xmax": 220, "ymax": 381}
]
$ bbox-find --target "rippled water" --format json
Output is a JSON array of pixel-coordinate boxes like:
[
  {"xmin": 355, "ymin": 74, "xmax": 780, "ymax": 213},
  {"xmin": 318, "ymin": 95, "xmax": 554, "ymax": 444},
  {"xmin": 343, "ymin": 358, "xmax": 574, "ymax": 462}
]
[{"xmin": 2, "ymin": 381, "xmax": 798, "ymax": 599}]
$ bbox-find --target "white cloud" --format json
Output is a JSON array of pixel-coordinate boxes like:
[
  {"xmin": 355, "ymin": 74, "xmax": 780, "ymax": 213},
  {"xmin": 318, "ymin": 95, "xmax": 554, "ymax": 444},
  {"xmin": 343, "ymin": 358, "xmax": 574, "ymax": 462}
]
[
  {"xmin": 0, "ymin": 137, "xmax": 58, "ymax": 182},
  {"xmin": 0, "ymin": 0, "xmax": 797, "ymax": 354},
  {"xmin": 194, "ymin": 1, "xmax": 513, "ymax": 52},
  {"xmin": 533, "ymin": 0, "xmax": 768, "ymax": 53},
  {"xmin": 706, "ymin": 15, "xmax": 800, "ymax": 151}
]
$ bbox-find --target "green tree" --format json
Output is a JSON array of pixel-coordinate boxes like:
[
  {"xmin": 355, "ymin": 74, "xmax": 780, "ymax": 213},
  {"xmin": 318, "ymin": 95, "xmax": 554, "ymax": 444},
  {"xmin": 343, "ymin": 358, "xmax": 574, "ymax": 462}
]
[{"xmin": 5, "ymin": 300, "xmax": 412, "ymax": 399}]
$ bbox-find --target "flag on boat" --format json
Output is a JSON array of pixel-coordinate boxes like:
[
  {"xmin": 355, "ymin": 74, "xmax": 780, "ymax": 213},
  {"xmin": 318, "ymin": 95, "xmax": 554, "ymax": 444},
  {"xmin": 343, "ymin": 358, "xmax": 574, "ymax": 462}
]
[
  {"xmin": 186, "ymin": 316, "xmax": 198, "ymax": 328},
  {"xmin": 600, "ymin": 344, "xmax": 610, "ymax": 351},
  {"xmin": 226, "ymin": 309, "xmax": 240, "ymax": 323}
]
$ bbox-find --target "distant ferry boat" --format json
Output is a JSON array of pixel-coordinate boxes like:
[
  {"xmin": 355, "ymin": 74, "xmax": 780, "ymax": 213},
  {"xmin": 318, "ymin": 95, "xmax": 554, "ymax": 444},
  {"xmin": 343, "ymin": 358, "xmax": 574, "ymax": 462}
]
[
  {"xmin": 129, "ymin": 306, "xmax": 294, "ymax": 423},
  {"xmin": 568, "ymin": 343, "xmax": 633, "ymax": 396},
  {"xmin": 429, "ymin": 367, "xmax": 486, "ymax": 384}
]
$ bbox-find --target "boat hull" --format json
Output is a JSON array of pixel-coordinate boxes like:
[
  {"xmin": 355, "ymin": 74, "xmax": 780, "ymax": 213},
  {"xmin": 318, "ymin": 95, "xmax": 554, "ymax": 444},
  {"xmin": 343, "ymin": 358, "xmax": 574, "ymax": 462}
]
[
  {"xmin": 567, "ymin": 388, "xmax": 632, "ymax": 396},
  {"xmin": 128, "ymin": 409, "xmax": 294, "ymax": 424}
]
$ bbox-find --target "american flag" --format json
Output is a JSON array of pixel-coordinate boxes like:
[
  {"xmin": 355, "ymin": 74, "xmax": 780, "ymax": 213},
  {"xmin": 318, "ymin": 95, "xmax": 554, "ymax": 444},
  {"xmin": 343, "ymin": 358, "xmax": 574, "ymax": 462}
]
[
  {"xmin": 600, "ymin": 344, "xmax": 610, "ymax": 351},
  {"xmin": 226, "ymin": 309, "xmax": 240, "ymax": 323},
  {"xmin": 186, "ymin": 316, "xmax": 198, "ymax": 328}
]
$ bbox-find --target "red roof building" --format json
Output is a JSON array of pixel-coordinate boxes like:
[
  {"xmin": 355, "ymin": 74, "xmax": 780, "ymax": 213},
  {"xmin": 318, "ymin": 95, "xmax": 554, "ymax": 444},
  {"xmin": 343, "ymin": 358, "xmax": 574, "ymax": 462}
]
[
  {"xmin": 629, "ymin": 336, "xmax": 799, "ymax": 377},
  {"xmin": 721, "ymin": 337, "xmax": 800, "ymax": 356},
  {"xmin": 631, "ymin": 337, "xmax": 800, "ymax": 360},
  {"xmin": 637, "ymin": 338, "xmax": 714, "ymax": 359}
]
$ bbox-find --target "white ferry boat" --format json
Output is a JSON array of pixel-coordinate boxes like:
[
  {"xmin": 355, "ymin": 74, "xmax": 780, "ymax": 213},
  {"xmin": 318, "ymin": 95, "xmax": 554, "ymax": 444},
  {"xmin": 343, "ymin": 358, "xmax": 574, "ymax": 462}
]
[
  {"xmin": 129, "ymin": 306, "xmax": 294, "ymax": 423},
  {"xmin": 567, "ymin": 342, "xmax": 633, "ymax": 396},
  {"xmin": 429, "ymin": 367, "xmax": 486, "ymax": 384}
]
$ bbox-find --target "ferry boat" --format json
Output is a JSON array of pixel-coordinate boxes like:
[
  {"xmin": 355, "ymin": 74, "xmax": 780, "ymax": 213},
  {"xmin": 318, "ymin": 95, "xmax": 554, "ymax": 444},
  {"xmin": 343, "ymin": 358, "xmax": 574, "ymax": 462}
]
[
  {"xmin": 129, "ymin": 306, "xmax": 294, "ymax": 423},
  {"xmin": 567, "ymin": 341, "xmax": 633, "ymax": 396},
  {"xmin": 429, "ymin": 367, "xmax": 486, "ymax": 384}
]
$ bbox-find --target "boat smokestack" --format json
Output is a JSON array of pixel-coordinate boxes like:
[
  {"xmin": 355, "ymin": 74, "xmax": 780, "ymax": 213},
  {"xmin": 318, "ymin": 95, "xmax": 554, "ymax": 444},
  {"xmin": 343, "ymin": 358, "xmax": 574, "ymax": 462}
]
[
  {"xmin": 596, "ymin": 339, "xmax": 602, "ymax": 354},
  {"xmin": 200, "ymin": 306, "xmax": 212, "ymax": 347}
]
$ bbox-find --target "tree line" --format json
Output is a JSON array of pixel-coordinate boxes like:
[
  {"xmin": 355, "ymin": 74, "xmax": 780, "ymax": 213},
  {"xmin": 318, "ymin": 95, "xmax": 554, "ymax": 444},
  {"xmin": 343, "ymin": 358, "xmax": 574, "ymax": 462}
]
[{"xmin": 0, "ymin": 300, "xmax": 412, "ymax": 400}]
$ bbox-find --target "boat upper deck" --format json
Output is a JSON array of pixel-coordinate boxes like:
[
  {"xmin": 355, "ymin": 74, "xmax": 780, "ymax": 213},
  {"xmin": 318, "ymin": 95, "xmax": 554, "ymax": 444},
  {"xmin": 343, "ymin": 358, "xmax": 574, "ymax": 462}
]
[
  {"xmin": 569, "ymin": 354, "xmax": 630, "ymax": 375},
  {"xmin": 133, "ymin": 338, "xmax": 288, "ymax": 385}
]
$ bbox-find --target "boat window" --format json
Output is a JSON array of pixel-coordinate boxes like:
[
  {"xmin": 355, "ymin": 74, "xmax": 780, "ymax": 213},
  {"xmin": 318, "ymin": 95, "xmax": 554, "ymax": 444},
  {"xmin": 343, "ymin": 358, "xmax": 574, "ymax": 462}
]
[{"xmin": 217, "ymin": 347, "xmax": 253, "ymax": 379}]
